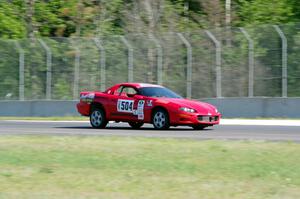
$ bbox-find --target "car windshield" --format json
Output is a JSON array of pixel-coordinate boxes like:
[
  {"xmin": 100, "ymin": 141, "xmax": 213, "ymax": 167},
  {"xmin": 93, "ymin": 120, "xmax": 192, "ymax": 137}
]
[{"xmin": 138, "ymin": 87, "xmax": 183, "ymax": 98}]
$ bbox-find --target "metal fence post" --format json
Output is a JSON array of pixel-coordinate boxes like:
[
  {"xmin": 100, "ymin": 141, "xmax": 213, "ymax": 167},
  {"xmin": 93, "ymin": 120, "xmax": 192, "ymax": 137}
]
[
  {"xmin": 177, "ymin": 33, "xmax": 192, "ymax": 99},
  {"xmin": 72, "ymin": 41, "xmax": 80, "ymax": 100},
  {"xmin": 38, "ymin": 39, "xmax": 52, "ymax": 100},
  {"xmin": 14, "ymin": 41, "xmax": 25, "ymax": 101},
  {"xmin": 205, "ymin": 30, "xmax": 222, "ymax": 98},
  {"xmin": 93, "ymin": 38, "xmax": 106, "ymax": 91},
  {"xmin": 120, "ymin": 36, "xmax": 133, "ymax": 82},
  {"xmin": 149, "ymin": 34, "xmax": 163, "ymax": 85},
  {"xmin": 240, "ymin": 28, "xmax": 254, "ymax": 97},
  {"xmin": 273, "ymin": 25, "xmax": 288, "ymax": 98}
]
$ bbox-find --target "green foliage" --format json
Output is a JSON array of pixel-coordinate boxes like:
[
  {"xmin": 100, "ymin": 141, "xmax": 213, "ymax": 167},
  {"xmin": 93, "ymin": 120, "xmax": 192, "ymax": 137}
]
[
  {"xmin": 0, "ymin": 2, "xmax": 26, "ymax": 39},
  {"xmin": 1, "ymin": 0, "xmax": 300, "ymax": 38},
  {"xmin": 0, "ymin": 0, "xmax": 300, "ymax": 99},
  {"xmin": 34, "ymin": 1, "xmax": 65, "ymax": 36},
  {"xmin": 0, "ymin": 40, "xmax": 19, "ymax": 99},
  {"xmin": 236, "ymin": 0, "xmax": 296, "ymax": 26}
]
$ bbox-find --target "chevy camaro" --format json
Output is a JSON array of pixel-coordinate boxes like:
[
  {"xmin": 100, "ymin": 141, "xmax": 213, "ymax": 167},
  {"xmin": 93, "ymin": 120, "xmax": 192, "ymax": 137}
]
[{"xmin": 77, "ymin": 83, "xmax": 221, "ymax": 130}]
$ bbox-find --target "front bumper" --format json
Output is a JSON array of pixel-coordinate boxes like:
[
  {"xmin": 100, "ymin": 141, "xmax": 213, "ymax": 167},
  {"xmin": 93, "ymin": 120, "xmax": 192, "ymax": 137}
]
[{"xmin": 171, "ymin": 112, "xmax": 221, "ymax": 126}]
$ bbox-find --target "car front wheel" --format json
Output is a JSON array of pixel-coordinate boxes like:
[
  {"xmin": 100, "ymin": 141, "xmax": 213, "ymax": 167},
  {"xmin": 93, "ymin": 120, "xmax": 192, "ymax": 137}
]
[
  {"xmin": 152, "ymin": 109, "xmax": 170, "ymax": 130},
  {"xmin": 90, "ymin": 107, "xmax": 107, "ymax": 128}
]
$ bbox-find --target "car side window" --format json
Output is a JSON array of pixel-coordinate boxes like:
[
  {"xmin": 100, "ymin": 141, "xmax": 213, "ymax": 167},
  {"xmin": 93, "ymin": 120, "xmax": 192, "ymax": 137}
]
[
  {"xmin": 119, "ymin": 86, "xmax": 137, "ymax": 97},
  {"xmin": 113, "ymin": 87, "xmax": 123, "ymax": 96}
]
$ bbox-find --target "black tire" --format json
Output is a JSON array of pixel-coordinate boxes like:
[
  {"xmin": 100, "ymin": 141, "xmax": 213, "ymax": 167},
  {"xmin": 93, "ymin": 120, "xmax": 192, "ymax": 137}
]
[
  {"xmin": 192, "ymin": 125, "xmax": 207, "ymax": 130},
  {"xmin": 152, "ymin": 108, "xmax": 170, "ymax": 130},
  {"xmin": 128, "ymin": 121, "xmax": 144, "ymax": 129},
  {"xmin": 90, "ymin": 107, "xmax": 108, "ymax": 128}
]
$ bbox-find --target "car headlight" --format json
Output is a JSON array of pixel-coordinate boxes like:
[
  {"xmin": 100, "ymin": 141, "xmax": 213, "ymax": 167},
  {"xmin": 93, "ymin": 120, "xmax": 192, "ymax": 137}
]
[{"xmin": 179, "ymin": 107, "xmax": 196, "ymax": 113}]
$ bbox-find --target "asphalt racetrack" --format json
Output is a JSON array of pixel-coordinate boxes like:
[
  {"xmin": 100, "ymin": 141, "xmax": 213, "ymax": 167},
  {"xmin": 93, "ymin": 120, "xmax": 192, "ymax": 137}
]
[{"xmin": 1, "ymin": 120, "xmax": 300, "ymax": 142}]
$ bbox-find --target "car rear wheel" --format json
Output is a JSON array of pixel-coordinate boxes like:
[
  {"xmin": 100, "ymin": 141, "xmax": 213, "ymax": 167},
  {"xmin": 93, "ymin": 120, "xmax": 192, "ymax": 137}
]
[
  {"xmin": 192, "ymin": 125, "xmax": 207, "ymax": 130},
  {"xmin": 152, "ymin": 109, "xmax": 170, "ymax": 130},
  {"xmin": 128, "ymin": 122, "xmax": 144, "ymax": 129},
  {"xmin": 90, "ymin": 107, "xmax": 107, "ymax": 128}
]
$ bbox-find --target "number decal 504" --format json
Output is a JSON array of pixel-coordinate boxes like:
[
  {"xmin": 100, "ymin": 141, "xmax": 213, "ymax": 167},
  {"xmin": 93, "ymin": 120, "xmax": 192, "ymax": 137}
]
[{"xmin": 117, "ymin": 100, "xmax": 134, "ymax": 113}]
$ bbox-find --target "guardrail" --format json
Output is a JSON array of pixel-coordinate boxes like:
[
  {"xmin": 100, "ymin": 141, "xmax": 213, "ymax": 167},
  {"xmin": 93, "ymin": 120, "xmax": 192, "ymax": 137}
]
[{"xmin": 0, "ymin": 98, "xmax": 299, "ymax": 118}]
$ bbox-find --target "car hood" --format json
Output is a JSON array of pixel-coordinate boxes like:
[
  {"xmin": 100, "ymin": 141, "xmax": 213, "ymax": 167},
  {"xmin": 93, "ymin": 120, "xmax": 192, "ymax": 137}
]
[{"xmin": 164, "ymin": 98, "xmax": 218, "ymax": 115}]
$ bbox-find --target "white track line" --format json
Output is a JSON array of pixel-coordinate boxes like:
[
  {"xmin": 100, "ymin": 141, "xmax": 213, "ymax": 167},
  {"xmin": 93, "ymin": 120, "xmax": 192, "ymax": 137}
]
[
  {"xmin": 221, "ymin": 119, "xmax": 300, "ymax": 126},
  {"xmin": 2, "ymin": 119, "xmax": 300, "ymax": 126}
]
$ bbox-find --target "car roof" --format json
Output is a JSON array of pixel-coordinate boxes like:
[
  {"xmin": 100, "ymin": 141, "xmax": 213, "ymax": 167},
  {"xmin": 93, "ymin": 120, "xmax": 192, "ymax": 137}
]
[
  {"xmin": 104, "ymin": 83, "xmax": 164, "ymax": 94},
  {"xmin": 119, "ymin": 83, "xmax": 163, "ymax": 89}
]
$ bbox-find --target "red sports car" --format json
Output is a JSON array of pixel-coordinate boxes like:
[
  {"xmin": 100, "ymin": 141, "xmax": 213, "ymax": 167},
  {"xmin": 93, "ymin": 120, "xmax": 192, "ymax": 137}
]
[{"xmin": 77, "ymin": 83, "xmax": 221, "ymax": 130}]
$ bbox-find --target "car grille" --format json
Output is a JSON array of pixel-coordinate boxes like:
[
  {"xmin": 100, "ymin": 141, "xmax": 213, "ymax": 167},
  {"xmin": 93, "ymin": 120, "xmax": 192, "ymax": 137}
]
[{"xmin": 198, "ymin": 116, "xmax": 219, "ymax": 122}]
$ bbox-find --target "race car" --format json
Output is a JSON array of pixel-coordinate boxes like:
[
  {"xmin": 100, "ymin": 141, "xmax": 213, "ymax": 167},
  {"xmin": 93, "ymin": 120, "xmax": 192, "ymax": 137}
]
[{"xmin": 77, "ymin": 83, "xmax": 221, "ymax": 130}]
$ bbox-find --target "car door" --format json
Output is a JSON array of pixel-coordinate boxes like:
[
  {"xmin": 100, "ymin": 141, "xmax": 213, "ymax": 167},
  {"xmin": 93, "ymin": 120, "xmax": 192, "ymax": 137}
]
[{"xmin": 111, "ymin": 86, "xmax": 140, "ymax": 121}]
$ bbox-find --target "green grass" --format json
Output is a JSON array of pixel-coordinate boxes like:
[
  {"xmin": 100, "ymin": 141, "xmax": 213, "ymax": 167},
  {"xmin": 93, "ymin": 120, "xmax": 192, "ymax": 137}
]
[{"xmin": 0, "ymin": 136, "xmax": 300, "ymax": 199}]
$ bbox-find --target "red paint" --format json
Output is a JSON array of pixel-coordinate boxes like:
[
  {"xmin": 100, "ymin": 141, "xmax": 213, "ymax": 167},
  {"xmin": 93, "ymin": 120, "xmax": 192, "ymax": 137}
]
[{"xmin": 77, "ymin": 83, "xmax": 221, "ymax": 127}]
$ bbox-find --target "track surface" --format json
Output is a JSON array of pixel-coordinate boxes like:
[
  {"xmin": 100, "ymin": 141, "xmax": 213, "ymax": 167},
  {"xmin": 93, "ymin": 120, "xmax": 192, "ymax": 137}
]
[{"xmin": 1, "ymin": 120, "xmax": 300, "ymax": 142}]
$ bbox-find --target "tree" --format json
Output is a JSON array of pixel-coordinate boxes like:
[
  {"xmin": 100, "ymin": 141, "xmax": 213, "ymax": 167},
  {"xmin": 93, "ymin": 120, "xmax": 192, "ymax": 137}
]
[
  {"xmin": 0, "ymin": 1, "xmax": 26, "ymax": 39},
  {"xmin": 235, "ymin": 0, "xmax": 295, "ymax": 26}
]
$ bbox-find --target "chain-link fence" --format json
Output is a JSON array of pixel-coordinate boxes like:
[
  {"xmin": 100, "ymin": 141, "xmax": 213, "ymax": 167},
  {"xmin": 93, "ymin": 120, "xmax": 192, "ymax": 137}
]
[{"xmin": 0, "ymin": 23, "xmax": 300, "ymax": 100}]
